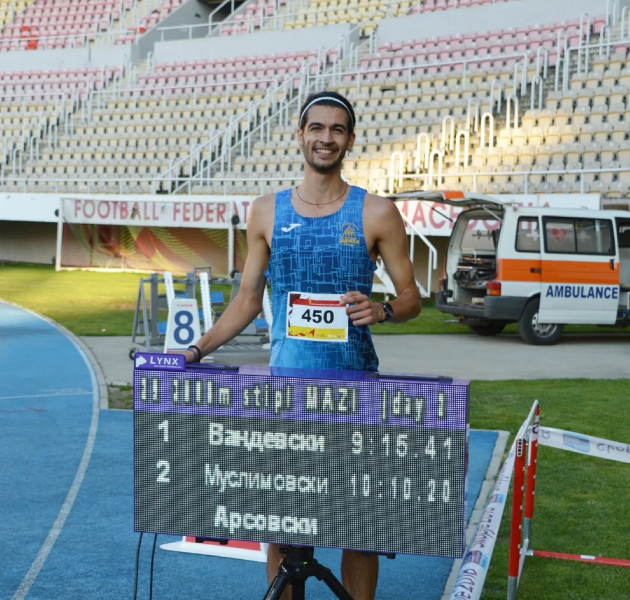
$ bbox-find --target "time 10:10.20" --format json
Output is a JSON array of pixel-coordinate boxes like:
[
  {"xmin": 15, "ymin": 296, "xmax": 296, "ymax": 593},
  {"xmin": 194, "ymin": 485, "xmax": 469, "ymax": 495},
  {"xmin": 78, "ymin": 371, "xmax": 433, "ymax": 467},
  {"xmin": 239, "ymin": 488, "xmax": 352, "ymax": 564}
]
[
  {"xmin": 350, "ymin": 432, "xmax": 452, "ymax": 460},
  {"xmin": 349, "ymin": 474, "xmax": 451, "ymax": 503}
]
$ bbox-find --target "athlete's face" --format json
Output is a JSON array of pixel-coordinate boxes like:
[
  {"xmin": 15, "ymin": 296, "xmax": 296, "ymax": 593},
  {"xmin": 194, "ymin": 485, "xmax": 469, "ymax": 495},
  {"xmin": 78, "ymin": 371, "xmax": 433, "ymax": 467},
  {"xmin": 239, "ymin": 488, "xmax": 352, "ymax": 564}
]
[{"xmin": 297, "ymin": 105, "xmax": 355, "ymax": 174}]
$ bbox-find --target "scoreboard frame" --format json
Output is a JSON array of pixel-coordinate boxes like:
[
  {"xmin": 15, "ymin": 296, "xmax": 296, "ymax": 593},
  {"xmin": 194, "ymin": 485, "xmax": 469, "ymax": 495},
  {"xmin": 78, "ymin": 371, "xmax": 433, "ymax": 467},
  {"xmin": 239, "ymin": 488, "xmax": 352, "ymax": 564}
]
[{"xmin": 133, "ymin": 353, "xmax": 469, "ymax": 558}]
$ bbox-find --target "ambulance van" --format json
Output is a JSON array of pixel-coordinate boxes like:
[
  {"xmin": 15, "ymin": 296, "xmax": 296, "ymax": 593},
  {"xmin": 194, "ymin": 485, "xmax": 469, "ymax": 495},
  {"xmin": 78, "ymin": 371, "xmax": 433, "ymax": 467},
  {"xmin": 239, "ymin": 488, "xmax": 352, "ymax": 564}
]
[{"xmin": 400, "ymin": 191, "xmax": 630, "ymax": 345}]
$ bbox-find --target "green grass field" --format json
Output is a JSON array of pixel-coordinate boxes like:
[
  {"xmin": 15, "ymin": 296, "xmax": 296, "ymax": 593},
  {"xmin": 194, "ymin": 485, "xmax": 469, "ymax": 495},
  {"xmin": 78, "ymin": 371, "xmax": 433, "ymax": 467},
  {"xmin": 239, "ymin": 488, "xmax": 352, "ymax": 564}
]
[
  {"xmin": 470, "ymin": 380, "xmax": 630, "ymax": 600},
  {"xmin": 2, "ymin": 263, "xmax": 629, "ymax": 599},
  {"xmin": 1, "ymin": 264, "xmax": 628, "ymax": 337}
]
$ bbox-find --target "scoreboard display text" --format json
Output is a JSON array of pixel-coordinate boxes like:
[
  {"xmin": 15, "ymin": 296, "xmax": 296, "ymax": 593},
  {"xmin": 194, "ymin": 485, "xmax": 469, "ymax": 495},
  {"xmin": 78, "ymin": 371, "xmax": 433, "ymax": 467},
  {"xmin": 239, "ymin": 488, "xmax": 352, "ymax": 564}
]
[{"xmin": 133, "ymin": 354, "xmax": 469, "ymax": 557}]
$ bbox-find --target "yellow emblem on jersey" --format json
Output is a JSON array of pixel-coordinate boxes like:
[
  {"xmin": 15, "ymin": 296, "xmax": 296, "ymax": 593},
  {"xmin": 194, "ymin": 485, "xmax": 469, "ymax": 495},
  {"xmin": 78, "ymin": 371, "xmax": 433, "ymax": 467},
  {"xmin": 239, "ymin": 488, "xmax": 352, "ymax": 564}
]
[{"xmin": 340, "ymin": 223, "xmax": 359, "ymax": 246}]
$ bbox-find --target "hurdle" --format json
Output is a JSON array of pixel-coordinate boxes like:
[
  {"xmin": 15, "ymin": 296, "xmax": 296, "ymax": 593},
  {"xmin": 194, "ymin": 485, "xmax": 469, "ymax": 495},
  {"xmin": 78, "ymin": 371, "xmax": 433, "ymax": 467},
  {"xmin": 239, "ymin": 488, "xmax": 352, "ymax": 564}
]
[
  {"xmin": 448, "ymin": 400, "xmax": 630, "ymax": 600},
  {"xmin": 507, "ymin": 404, "xmax": 630, "ymax": 600},
  {"xmin": 448, "ymin": 402, "xmax": 539, "ymax": 600},
  {"xmin": 131, "ymin": 268, "xmax": 226, "ymax": 354}
]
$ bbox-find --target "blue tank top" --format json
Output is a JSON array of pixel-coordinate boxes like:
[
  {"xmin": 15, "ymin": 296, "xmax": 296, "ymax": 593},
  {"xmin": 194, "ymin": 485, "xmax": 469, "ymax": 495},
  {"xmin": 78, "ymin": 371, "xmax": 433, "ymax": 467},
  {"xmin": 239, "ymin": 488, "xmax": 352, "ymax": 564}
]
[{"xmin": 266, "ymin": 186, "xmax": 378, "ymax": 371}]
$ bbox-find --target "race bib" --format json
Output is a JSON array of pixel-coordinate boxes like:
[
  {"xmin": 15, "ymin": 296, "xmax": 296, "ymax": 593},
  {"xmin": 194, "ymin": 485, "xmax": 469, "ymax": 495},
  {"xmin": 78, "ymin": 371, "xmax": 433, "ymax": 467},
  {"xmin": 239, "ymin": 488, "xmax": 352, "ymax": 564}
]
[{"xmin": 286, "ymin": 292, "xmax": 348, "ymax": 343}]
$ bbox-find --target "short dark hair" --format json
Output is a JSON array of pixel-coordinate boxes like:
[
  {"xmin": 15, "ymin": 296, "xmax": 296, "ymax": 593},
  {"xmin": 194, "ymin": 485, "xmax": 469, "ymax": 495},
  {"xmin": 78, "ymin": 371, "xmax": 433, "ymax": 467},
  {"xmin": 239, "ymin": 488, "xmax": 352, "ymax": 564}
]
[{"xmin": 298, "ymin": 91, "xmax": 356, "ymax": 134}]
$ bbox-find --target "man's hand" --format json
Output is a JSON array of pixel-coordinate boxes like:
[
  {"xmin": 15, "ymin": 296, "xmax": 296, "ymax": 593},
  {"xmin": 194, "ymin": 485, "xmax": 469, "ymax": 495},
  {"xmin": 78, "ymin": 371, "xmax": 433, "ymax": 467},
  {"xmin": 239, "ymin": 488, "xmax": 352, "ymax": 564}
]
[
  {"xmin": 167, "ymin": 349, "xmax": 198, "ymax": 363},
  {"xmin": 342, "ymin": 291, "xmax": 385, "ymax": 326}
]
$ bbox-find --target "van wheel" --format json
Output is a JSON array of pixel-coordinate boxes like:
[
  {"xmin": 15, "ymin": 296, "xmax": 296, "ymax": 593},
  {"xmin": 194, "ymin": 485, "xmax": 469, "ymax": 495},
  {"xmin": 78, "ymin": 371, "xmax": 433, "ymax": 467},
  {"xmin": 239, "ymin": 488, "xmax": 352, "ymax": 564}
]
[
  {"xmin": 518, "ymin": 299, "xmax": 564, "ymax": 345},
  {"xmin": 468, "ymin": 323, "xmax": 506, "ymax": 336}
]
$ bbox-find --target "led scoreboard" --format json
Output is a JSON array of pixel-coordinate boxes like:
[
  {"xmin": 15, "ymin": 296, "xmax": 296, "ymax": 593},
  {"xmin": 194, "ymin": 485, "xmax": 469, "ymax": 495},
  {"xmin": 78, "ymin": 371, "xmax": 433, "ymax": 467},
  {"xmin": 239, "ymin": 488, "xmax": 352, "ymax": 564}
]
[{"xmin": 133, "ymin": 353, "xmax": 469, "ymax": 557}]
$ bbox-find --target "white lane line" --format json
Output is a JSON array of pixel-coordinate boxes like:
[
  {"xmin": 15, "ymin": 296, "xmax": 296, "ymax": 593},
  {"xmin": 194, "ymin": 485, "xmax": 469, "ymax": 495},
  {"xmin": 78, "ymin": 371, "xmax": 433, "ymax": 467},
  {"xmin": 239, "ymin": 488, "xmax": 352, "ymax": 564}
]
[
  {"xmin": 10, "ymin": 313, "xmax": 100, "ymax": 600},
  {"xmin": 0, "ymin": 392, "xmax": 92, "ymax": 401}
]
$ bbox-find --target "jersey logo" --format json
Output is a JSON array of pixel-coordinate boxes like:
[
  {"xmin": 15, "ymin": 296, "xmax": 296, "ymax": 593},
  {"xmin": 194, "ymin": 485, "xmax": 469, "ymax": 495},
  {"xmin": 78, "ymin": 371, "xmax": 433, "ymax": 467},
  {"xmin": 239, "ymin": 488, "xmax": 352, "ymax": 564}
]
[
  {"xmin": 340, "ymin": 223, "xmax": 360, "ymax": 246},
  {"xmin": 281, "ymin": 223, "xmax": 302, "ymax": 233}
]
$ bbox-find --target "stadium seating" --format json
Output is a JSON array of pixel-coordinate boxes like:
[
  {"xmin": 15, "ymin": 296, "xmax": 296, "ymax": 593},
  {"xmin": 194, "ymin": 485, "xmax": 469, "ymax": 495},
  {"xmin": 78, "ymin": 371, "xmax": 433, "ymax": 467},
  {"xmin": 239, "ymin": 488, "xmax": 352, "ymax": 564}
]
[
  {"xmin": 0, "ymin": 66, "xmax": 124, "ymax": 192},
  {"xmin": 7, "ymin": 49, "xmax": 327, "ymax": 193},
  {"xmin": 217, "ymin": 0, "xmax": 282, "ymax": 36},
  {"xmin": 0, "ymin": 0, "xmax": 38, "ymax": 32},
  {"xmin": 202, "ymin": 14, "xmax": 626, "ymax": 196},
  {"xmin": 0, "ymin": 0, "xmax": 628, "ymax": 202},
  {"xmin": 0, "ymin": 66, "xmax": 118, "ymax": 98},
  {"xmin": 411, "ymin": 0, "xmax": 523, "ymax": 13},
  {"xmin": 275, "ymin": 0, "xmax": 525, "ymax": 35},
  {"xmin": 115, "ymin": 0, "xmax": 185, "ymax": 44},
  {"xmin": 0, "ymin": 0, "xmax": 178, "ymax": 50}
]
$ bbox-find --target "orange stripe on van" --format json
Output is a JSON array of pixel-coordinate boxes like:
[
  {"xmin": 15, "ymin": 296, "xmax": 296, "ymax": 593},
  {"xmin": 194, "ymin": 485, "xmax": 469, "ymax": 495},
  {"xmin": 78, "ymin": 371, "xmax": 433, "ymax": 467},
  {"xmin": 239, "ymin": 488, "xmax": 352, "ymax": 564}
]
[
  {"xmin": 442, "ymin": 190, "xmax": 466, "ymax": 200},
  {"xmin": 497, "ymin": 258, "xmax": 619, "ymax": 285},
  {"xmin": 497, "ymin": 258, "xmax": 542, "ymax": 282}
]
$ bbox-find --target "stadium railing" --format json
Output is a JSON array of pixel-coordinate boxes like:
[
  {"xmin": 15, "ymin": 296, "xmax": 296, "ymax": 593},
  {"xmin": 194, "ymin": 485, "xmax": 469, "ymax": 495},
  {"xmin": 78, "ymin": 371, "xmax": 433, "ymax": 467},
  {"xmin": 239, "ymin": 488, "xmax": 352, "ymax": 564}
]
[{"xmin": 148, "ymin": 23, "xmax": 367, "ymax": 193}]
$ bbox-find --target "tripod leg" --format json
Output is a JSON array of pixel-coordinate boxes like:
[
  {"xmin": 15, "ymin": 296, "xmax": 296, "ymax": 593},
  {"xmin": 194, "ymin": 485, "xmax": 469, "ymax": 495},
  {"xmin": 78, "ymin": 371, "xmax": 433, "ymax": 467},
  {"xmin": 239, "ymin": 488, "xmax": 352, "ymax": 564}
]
[
  {"xmin": 318, "ymin": 569, "xmax": 355, "ymax": 600},
  {"xmin": 290, "ymin": 578, "xmax": 305, "ymax": 600},
  {"xmin": 263, "ymin": 569, "xmax": 291, "ymax": 600}
]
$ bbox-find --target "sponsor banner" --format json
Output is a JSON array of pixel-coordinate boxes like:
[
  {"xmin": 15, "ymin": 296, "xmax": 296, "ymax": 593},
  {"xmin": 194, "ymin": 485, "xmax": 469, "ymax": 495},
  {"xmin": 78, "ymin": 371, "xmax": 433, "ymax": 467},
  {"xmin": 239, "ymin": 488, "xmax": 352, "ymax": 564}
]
[
  {"xmin": 538, "ymin": 427, "xmax": 630, "ymax": 464},
  {"xmin": 49, "ymin": 193, "xmax": 603, "ymax": 236},
  {"xmin": 62, "ymin": 196, "xmax": 254, "ymax": 229},
  {"xmin": 397, "ymin": 194, "xmax": 600, "ymax": 237},
  {"xmin": 447, "ymin": 441, "xmax": 516, "ymax": 600}
]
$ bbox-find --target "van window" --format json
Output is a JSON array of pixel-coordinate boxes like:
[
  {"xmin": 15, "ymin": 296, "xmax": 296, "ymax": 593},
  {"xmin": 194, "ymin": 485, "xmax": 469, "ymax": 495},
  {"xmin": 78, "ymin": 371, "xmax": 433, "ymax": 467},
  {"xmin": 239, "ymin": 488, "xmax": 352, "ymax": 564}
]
[
  {"xmin": 543, "ymin": 217, "xmax": 614, "ymax": 255},
  {"xmin": 515, "ymin": 217, "xmax": 540, "ymax": 252},
  {"xmin": 617, "ymin": 224, "xmax": 630, "ymax": 248},
  {"xmin": 460, "ymin": 221, "xmax": 500, "ymax": 252}
]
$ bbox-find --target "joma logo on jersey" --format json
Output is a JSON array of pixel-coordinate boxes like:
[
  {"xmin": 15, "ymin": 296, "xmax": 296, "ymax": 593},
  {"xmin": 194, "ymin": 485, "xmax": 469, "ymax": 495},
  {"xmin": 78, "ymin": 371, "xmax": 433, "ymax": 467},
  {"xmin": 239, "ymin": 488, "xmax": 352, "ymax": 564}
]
[{"xmin": 339, "ymin": 223, "xmax": 359, "ymax": 246}]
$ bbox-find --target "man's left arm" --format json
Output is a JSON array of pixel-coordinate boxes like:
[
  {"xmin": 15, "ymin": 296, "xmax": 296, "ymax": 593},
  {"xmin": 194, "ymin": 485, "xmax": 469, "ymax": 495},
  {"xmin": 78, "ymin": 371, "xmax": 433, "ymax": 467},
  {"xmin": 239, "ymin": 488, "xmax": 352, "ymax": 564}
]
[{"xmin": 344, "ymin": 197, "xmax": 422, "ymax": 326}]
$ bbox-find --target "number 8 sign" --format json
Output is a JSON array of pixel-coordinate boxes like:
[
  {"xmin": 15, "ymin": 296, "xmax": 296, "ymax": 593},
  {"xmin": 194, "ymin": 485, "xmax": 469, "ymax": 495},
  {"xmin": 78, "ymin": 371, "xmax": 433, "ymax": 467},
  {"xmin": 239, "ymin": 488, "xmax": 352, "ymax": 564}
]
[{"xmin": 164, "ymin": 298, "xmax": 202, "ymax": 352}]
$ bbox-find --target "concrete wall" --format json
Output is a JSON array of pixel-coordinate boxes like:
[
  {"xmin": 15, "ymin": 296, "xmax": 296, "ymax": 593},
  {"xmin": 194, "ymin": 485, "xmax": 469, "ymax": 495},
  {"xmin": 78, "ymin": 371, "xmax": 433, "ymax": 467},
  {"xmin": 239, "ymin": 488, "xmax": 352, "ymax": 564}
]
[
  {"xmin": 0, "ymin": 221, "xmax": 56, "ymax": 264},
  {"xmin": 153, "ymin": 23, "xmax": 356, "ymax": 64},
  {"xmin": 0, "ymin": 194, "xmax": 59, "ymax": 223},
  {"xmin": 378, "ymin": 0, "xmax": 609, "ymax": 45},
  {"xmin": 0, "ymin": 44, "xmax": 131, "ymax": 73}
]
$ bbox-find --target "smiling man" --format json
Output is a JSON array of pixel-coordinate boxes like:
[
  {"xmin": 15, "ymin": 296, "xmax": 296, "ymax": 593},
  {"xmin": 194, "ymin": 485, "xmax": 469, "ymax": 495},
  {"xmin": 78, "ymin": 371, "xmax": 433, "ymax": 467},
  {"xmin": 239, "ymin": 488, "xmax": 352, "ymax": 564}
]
[{"xmin": 182, "ymin": 91, "xmax": 422, "ymax": 599}]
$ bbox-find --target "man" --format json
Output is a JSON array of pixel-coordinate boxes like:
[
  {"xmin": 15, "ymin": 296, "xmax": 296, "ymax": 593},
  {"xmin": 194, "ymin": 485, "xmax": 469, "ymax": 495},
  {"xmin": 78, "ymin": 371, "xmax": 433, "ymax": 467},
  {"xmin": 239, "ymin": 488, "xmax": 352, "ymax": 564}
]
[{"xmin": 183, "ymin": 91, "xmax": 422, "ymax": 600}]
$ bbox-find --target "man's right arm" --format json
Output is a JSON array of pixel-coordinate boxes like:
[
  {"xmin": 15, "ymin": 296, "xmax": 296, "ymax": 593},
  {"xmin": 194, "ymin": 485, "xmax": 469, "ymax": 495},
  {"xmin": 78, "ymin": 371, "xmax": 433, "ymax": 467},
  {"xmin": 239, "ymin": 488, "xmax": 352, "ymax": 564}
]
[{"xmin": 183, "ymin": 196, "xmax": 273, "ymax": 361}]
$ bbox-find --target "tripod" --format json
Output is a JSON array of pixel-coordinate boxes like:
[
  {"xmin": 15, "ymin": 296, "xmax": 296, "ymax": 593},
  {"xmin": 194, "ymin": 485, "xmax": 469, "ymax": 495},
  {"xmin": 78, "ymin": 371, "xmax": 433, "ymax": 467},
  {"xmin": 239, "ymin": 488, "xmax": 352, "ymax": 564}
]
[{"xmin": 263, "ymin": 546, "xmax": 354, "ymax": 600}]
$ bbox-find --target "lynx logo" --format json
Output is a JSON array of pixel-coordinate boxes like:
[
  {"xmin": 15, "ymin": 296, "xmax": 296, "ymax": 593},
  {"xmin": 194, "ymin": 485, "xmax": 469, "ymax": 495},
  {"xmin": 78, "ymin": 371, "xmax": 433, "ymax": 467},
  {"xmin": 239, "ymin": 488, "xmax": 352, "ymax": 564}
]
[
  {"xmin": 134, "ymin": 353, "xmax": 186, "ymax": 371},
  {"xmin": 339, "ymin": 223, "xmax": 359, "ymax": 246}
]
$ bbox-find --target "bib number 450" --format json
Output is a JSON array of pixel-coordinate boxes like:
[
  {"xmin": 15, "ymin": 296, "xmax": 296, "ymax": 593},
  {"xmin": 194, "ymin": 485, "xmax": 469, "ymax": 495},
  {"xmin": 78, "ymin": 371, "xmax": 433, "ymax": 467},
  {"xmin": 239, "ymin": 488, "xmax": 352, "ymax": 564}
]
[
  {"xmin": 286, "ymin": 292, "xmax": 349, "ymax": 342},
  {"xmin": 301, "ymin": 308, "xmax": 334, "ymax": 324}
]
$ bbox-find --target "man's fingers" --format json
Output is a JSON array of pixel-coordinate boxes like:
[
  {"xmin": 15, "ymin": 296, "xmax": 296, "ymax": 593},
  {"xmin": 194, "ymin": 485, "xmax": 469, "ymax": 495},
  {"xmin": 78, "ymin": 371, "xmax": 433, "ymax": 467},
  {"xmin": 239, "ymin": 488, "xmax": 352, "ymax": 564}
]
[
  {"xmin": 341, "ymin": 291, "xmax": 367, "ymax": 305},
  {"xmin": 349, "ymin": 308, "xmax": 372, "ymax": 322},
  {"xmin": 352, "ymin": 315, "xmax": 373, "ymax": 326},
  {"xmin": 346, "ymin": 302, "xmax": 370, "ymax": 316},
  {"xmin": 346, "ymin": 302, "xmax": 366, "ymax": 314}
]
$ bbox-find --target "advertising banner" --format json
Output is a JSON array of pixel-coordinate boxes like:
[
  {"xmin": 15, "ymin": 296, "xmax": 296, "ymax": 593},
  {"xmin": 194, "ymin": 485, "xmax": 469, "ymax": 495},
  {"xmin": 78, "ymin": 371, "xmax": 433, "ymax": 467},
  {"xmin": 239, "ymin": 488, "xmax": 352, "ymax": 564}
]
[{"xmin": 538, "ymin": 427, "xmax": 630, "ymax": 465}]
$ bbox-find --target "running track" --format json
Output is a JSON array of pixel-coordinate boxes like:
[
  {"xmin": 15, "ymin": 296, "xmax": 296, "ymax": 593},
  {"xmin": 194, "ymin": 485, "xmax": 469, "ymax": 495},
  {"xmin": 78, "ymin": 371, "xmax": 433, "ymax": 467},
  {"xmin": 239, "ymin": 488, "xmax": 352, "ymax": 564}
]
[{"xmin": 0, "ymin": 301, "xmax": 499, "ymax": 600}]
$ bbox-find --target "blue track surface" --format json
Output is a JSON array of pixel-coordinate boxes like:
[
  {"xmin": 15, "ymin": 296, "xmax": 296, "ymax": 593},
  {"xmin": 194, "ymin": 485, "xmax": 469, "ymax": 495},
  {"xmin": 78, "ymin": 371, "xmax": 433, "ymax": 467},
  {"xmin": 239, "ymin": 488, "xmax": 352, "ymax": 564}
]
[{"xmin": 0, "ymin": 301, "xmax": 498, "ymax": 600}]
